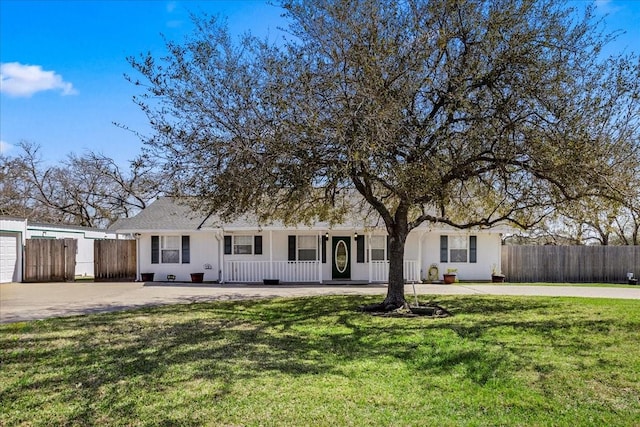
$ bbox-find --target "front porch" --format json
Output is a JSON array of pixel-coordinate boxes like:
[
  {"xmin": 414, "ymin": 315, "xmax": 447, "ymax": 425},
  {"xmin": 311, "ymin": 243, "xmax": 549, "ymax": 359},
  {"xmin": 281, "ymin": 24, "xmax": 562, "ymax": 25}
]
[{"xmin": 222, "ymin": 260, "xmax": 419, "ymax": 283}]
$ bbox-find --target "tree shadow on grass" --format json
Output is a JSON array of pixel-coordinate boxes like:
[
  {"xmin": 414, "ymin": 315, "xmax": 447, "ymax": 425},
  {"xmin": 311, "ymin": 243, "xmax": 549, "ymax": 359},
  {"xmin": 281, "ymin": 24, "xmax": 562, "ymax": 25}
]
[{"xmin": 1, "ymin": 295, "xmax": 637, "ymax": 424}]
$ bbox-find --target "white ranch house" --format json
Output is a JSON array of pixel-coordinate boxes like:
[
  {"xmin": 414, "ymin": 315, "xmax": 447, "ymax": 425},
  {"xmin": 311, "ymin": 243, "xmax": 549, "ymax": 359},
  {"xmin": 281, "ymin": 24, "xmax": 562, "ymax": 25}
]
[{"xmin": 114, "ymin": 197, "xmax": 511, "ymax": 284}]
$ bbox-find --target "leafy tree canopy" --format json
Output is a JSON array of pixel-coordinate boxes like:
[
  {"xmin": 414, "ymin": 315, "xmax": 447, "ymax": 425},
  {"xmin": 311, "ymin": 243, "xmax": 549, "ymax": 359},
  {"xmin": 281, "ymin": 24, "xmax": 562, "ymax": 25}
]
[{"xmin": 129, "ymin": 0, "xmax": 639, "ymax": 308}]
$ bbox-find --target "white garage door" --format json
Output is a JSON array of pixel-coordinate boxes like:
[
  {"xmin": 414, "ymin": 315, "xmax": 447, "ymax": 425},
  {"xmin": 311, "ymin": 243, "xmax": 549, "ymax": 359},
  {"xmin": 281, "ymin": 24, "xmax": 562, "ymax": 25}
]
[{"xmin": 0, "ymin": 232, "xmax": 20, "ymax": 283}]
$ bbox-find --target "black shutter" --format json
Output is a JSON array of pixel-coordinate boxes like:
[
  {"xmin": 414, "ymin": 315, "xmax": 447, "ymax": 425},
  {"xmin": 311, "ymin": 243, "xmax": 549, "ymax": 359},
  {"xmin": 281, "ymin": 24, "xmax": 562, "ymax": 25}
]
[
  {"xmin": 288, "ymin": 235, "xmax": 296, "ymax": 261},
  {"xmin": 224, "ymin": 236, "xmax": 232, "ymax": 255},
  {"xmin": 151, "ymin": 236, "xmax": 159, "ymax": 264},
  {"xmin": 181, "ymin": 236, "xmax": 190, "ymax": 264},
  {"xmin": 321, "ymin": 236, "xmax": 327, "ymax": 263},
  {"xmin": 356, "ymin": 235, "xmax": 365, "ymax": 263},
  {"xmin": 469, "ymin": 236, "xmax": 477, "ymax": 263},
  {"xmin": 254, "ymin": 235, "xmax": 263, "ymax": 255},
  {"xmin": 440, "ymin": 235, "xmax": 448, "ymax": 263}
]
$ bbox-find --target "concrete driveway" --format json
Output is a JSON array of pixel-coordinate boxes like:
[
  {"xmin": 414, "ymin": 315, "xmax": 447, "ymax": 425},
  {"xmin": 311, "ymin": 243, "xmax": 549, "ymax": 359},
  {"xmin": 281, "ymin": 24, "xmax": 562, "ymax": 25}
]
[{"xmin": 1, "ymin": 281, "xmax": 639, "ymax": 323}]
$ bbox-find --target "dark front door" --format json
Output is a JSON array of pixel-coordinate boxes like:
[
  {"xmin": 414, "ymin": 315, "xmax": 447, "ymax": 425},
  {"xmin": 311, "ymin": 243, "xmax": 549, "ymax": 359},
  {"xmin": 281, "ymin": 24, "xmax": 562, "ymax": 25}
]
[{"xmin": 332, "ymin": 236, "xmax": 351, "ymax": 279}]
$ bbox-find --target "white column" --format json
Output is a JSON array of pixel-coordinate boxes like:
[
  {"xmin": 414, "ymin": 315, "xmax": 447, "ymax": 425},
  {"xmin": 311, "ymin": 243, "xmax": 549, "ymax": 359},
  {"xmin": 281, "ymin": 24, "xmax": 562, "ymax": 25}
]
[
  {"xmin": 135, "ymin": 233, "xmax": 141, "ymax": 281},
  {"xmin": 269, "ymin": 230, "xmax": 273, "ymax": 279},
  {"xmin": 218, "ymin": 233, "xmax": 224, "ymax": 283},
  {"xmin": 368, "ymin": 232, "xmax": 372, "ymax": 283},
  {"xmin": 318, "ymin": 231, "xmax": 322, "ymax": 284},
  {"xmin": 418, "ymin": 231, "xmax": 424, "ymax": 282},
  {"xmin": 216, "ymin": 233, "xmax": 224, "ymax": 283}
]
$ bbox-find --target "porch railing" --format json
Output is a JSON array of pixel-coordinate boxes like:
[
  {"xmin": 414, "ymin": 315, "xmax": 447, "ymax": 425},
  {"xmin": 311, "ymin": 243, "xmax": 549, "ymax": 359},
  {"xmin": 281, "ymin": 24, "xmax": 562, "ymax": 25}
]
[
  {"xmin": 224, "ymin": 260, "xmax": 319, "ymax": 283},
  {"xmin": 370, "ymin": 260, "xmax": 419, "ymax": 283},
  {"xmin": 223, "ymin": 259, "xmax": 419, "ymax": 283}
]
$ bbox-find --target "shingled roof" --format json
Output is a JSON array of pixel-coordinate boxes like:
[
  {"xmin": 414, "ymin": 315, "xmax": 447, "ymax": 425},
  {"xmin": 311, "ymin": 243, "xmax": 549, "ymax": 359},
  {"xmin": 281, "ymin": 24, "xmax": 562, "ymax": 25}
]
[
  {"xmin": 111, "ymin": 196, "xmax": 516, "ymax": 233},
  {"xmin": 111, "ymin": 197, "xmax": 214, "ymax": 232},
  {"xmin": 111, "ymin": 196, "xmax": 380, "ymax": 232}
]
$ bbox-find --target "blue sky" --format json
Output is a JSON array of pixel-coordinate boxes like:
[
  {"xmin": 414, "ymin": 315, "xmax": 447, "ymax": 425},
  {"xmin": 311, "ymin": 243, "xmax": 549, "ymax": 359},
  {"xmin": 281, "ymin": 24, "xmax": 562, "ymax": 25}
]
[
  {"xmin": 1, "ymin": 0, "xmax": 639, "ymax": 167},
  {"xmin": 0, "ymin": 0, "xmax": 286, "ymax": 165}
]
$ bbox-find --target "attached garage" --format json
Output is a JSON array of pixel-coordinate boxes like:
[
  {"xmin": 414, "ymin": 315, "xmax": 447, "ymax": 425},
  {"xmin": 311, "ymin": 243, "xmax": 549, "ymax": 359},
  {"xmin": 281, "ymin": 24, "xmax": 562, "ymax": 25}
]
[{"xmin": 1, "ymin": 231, "xmax": 22, "ymax": 283}]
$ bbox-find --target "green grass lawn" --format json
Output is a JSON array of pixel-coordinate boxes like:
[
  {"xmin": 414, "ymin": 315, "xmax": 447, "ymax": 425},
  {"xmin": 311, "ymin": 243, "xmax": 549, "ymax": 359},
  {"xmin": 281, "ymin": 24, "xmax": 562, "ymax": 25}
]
[{"xmin": 1, "ymin": 295, "xmax": 639, "ymax": 426}]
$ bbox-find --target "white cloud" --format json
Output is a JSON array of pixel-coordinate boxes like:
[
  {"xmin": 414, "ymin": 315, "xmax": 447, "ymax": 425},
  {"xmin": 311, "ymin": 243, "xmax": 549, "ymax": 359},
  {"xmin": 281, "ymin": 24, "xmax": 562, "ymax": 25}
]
[
  {"xmin": 595, "ymin": 0, "xmax": 612, "ymax": 7},
  {"xmin": 166, "ymin": 19, "xmax": 184, "ymax": 28},
  {"xmin": 0, "ymin": 140, "xmax": 14, "ymax": 154},
  {"xmin": 166, "ymin": 2, "xmax": 183, "ymax": 28},
  {"xmin": 594, "ymin": 0, "xmax": 621, "ymax": 15},
  {"xmin": 0, "ymin": 62, "xmax": 78, "ymax": 97}
]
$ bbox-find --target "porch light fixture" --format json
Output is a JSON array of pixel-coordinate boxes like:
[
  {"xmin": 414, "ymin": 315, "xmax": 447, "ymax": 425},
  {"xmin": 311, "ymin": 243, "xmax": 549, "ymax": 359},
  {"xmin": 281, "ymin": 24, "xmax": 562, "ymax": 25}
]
[
  {"xmin": 325, "ymin": 232, "xmax": 329, "ymax": 241},
  {"xmin": 354, "ymin": 232, "xmax": 358, "ymax": 239}
]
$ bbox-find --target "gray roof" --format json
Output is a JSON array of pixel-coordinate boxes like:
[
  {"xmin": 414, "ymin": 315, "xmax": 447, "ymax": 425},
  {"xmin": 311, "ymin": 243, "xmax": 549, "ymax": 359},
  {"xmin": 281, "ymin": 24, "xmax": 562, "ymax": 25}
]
[
  {"xmin": 112, "ymin": 197, "xmax": 213, "ymax": 231},
  {"xmin": 111, "ymin": 196, "xmax": 380, "ymax": 232},
  {"xmin": 107, "ymin": 217, "xmax": 132, "ymax": 232},
  {"xmin": 111, "ymin": 196, "xmax": 516, "ymax": 234}
]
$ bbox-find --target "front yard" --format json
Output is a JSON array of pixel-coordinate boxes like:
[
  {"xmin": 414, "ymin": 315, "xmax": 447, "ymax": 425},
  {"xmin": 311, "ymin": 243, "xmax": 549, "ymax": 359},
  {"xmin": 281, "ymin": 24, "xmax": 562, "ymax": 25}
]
[{"xmin": 1, "ymin": 295, "xmax": 639, "ymax": 426}]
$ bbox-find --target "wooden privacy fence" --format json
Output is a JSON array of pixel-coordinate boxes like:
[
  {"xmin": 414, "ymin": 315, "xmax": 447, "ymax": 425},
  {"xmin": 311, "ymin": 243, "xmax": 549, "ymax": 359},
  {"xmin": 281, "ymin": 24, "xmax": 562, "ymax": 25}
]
[
  {"xmin": 502, "ymin": 245, "xmax": 640, "ymax": 283},
  {"xmin": 24, "ymin": 238, "xmax": 77, "ymax": 282},
  {"xmin": 94, "ymin": 239, "xmax": 136, "ymax": 281}
]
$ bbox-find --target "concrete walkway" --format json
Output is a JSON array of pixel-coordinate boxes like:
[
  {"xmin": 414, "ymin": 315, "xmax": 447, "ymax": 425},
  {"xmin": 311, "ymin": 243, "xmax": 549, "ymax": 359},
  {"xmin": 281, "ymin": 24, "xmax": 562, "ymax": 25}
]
[{"xmin": 1, "ymin": 281, "xmax": 639, "ymax": 323}]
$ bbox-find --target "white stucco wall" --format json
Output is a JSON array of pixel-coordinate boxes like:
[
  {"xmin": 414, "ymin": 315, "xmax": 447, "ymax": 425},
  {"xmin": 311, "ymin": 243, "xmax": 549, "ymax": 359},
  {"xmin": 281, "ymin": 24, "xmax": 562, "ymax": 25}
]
[
  {"xmin": 138, "ymin": 232, "xmax": 220, "ymax": 282},
  {"xmin": 136, "ymin": 228, "xmax": 504, "ymax": 283},
  {"xmin": 422, "ymin": 232, "xmax": 503, "ymax": 281},
  {"xmin": 0, "ymin": 218, "xmax": 28, "ymax": 239}
]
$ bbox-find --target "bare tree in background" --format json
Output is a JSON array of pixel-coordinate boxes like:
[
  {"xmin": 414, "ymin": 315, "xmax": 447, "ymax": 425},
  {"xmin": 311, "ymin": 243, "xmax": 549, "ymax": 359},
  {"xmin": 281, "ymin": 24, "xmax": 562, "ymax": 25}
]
[{"xmin": 0, "ymin": 141, "xmax": 163, "ymax": 228}]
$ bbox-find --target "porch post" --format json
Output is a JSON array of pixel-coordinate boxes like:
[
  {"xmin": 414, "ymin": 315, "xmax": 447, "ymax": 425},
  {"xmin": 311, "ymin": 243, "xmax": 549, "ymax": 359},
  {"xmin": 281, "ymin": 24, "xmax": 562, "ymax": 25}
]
[
  {"xmin": 219, "ymin": 232, "xmax": 224, "ymax": 283},
  {"xmin": 418, "ymin": 231, "xmax": 424, "ymax": 282},
  {"xmin": 318, "ymin": 230, "xmax": 323, "ymax": 284},
  {"xmin": 368, "ymin": 232, "xmax": 372, "ymax": 283},
  {"xmin": 134, "ymin": 233, "xmax": 141, "ymax": 282},
  {"xmin": 269, "ymin": 230, "xmax": 273, "ymax": 279}
]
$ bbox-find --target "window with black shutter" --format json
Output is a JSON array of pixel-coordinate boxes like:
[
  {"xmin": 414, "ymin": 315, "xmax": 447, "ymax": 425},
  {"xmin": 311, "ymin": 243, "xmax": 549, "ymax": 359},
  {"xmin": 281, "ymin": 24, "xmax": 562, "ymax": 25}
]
[
  {"xmin": 440, "ymin": 235, "xmax": 477, "ymax": 263},
  {"xmin": 149, "ymin": 235, "xmax": 195, "ymax": 264}
]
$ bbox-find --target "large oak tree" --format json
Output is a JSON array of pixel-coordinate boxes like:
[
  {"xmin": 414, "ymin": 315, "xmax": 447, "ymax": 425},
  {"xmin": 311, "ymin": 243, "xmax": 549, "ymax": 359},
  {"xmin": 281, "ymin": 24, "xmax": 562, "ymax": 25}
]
[{"xmin": 130, "ymin": 0, "xmax": 639, "ymax": 309}]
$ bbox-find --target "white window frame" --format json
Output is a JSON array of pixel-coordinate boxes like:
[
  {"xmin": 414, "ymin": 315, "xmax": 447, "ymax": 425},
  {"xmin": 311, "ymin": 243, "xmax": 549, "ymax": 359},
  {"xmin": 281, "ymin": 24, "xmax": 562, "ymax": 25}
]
[
  {"xmin": 370, "ymin": 235, "xmax": 386, "ymax": 261},
  {"xmin": 297, "ymin": 235, "xmax": 317, "ymax": 261},
  {"xmin": 161, "ymin": 235, "xmax": 181, "ymax": 264},
  {"xmin": 449, "ymin": 235, "xmax": 468, "ymax": 263},
  {"xmin": 233, "ymin": 235, "xmax": 254, "ymax": 255}
]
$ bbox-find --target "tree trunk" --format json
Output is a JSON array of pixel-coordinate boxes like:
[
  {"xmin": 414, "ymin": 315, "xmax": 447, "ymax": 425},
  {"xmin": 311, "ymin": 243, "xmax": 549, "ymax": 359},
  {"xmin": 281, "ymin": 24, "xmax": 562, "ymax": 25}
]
[
  {"xmin": 383, "ymin": 228, "xmax": 408, "ymax": 309},
  {"xmin": 360, "ymin": 209, "xmax": 411, "ymax": 312}
]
